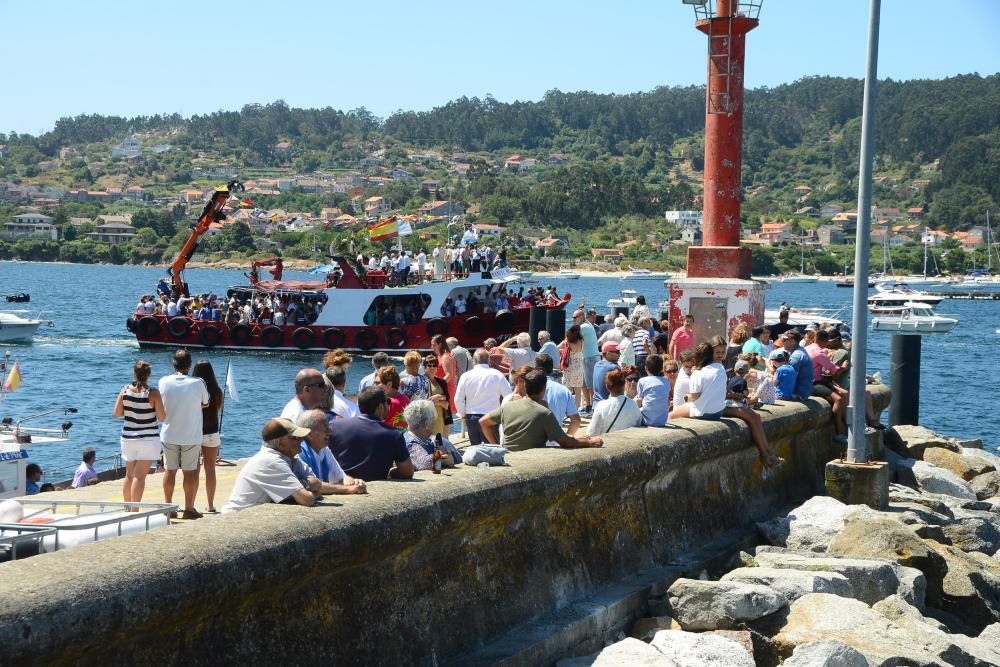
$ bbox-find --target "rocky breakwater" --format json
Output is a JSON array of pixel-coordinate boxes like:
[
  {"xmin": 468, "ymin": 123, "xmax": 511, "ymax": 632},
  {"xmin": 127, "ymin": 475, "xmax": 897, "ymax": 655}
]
[{"xmin": 559, "ymin": 425, "xmax": 1000, "ymax": 666}]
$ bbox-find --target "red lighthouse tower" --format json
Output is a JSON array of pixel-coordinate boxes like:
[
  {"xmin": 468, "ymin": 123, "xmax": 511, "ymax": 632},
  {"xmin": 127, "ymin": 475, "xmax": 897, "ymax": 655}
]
[{"xmin": 668, "ymin": 0, "xmax": 765, "ymax": 340}]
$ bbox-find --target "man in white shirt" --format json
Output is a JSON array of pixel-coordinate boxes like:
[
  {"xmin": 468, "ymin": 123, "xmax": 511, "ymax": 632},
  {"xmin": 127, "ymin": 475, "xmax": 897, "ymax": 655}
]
[
  {"xmin": 281, "ymin": 368, "xmax": 328, "ymax": 421},
  {"xmin": 416, "ymin": 250, "xmax": 427, "ymax": 283},
  {"xmin": 158, "ymin": 350, "xmax": 209, "ymax": 519},
  {"xmin": 598, "ymin": 315, "xmax": 628, "ymax": 347},
  {"xmin": 453, "ymin": 348, "xmax": 512, "ymax": 446},
  {"xmin": 359, "ymin": 352, "xmax": 390, "ymax": 393},
  {"xmin": 454, "ymin": 294, "xmax": 467, "ymax": 314},
  {"xmin": 166, "ymin": 298, "xmax": 178, "ymax": 317},
  {"xmin": 398, "ymin": 251, "xmax": 411, "ymax": 285},
  {"xmin": 325, "ymin": 366, "xmax": 360, "ymax": 419}
]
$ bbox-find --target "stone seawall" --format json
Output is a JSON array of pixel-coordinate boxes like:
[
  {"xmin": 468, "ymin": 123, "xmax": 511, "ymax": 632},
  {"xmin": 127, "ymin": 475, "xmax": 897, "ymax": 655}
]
[{"xmin": 0, "ymin": 387, "xmax": 889, "ymax": 666}]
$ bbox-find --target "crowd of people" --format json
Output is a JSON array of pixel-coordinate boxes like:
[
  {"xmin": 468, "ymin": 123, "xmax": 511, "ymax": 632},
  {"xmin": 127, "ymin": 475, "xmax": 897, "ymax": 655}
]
[
  {"xmin": 52, "ymin": 295, "xmax": 872, "ymax": 513},
  {"xmin": 356, "ymin": 241, "xmax": 510, "ymax": 288},
  {"xmin": 137, "ymin": 291, "xmax": 327, "ymax": 328}
]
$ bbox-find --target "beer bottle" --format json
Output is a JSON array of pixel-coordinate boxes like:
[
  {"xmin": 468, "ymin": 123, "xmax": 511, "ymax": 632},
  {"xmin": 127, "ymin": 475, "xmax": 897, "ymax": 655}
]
[{"xmin": 432, "ymin": 434, "xmax": 444, "ymax": 474}]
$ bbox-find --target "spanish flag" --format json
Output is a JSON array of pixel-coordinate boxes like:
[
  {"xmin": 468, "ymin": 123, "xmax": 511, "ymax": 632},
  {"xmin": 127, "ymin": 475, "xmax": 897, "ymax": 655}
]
[
  {"xmin": 4, "ymin": 361, "xmax": 22, "ymax": 392},
  {"xmin": 368, "ymin": 216, "xmax": 398, "ymax": 241}
]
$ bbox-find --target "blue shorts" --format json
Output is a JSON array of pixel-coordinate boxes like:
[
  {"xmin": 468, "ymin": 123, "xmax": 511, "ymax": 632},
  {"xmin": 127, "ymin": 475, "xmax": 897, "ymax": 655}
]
[
  {"xmin": 583, "ymin": 355, "xmax": 600, "ymax": 389},
  {"xmin": 693, "ymin": 410, "xmax": 724, "ymax": 421}
]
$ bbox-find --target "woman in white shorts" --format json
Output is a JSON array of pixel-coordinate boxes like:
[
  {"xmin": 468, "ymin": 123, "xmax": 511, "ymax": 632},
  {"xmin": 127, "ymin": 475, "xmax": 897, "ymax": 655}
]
[
  {"xmin": 193, "ymin": 360, "xmax": 225, "ymax": 513},
  {"xmin": 114, "ymin": 360, "xmax": 165, "ymax": 504}
]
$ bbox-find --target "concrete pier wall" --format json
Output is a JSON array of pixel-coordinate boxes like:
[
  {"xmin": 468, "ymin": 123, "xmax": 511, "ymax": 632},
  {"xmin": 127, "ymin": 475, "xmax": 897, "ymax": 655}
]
[{"xmin": 0, "ymin": 386, "xmax": 889, "ymax": 666}]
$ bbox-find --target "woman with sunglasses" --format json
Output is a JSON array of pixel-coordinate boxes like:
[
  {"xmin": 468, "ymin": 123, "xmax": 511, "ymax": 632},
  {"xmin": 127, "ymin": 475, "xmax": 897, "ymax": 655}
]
[{"xmin": 422, "ymin": 354, "xmax": 453, "ymax": 436}]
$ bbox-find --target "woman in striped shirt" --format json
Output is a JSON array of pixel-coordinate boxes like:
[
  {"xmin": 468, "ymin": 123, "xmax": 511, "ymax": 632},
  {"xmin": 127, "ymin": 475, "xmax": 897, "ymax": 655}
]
[{"xmin": 114, "ymin": 360, "xmax": 165, "ymax": 505}]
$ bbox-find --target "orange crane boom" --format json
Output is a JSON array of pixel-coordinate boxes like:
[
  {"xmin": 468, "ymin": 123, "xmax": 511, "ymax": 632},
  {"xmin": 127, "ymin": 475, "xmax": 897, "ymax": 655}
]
[{"xmin": 170, "ymin": 180, "xmax": 244, "ymax": 295}]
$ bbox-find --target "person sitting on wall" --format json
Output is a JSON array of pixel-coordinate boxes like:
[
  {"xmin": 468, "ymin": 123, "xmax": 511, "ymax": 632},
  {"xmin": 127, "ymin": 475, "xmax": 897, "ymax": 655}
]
[
  {"xmin": 401, "ymin": 400, "xmax": 462, "ymax": 470},
  {"xmin": 295, "ymin": 410, "xmax": 367, "ymax": 494},
  {"xmin": 328, "ymin": 387, "xmax": 415, "ymax": 482},
  {"xmin": 222, "ymin": 418, "xmax": 333, "ymax": 513},
  {"xmin": 478, "ymin": 370, "xmax": 603, "ymax": 451},
  {"xmin": 281, "ymin": 368, "xmax": 328, "ymax": 422}
]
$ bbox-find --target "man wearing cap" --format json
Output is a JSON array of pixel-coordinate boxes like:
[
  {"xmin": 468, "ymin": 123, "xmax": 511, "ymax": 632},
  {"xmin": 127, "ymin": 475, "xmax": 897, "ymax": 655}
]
[
  {"xmin": 328, "ymin": 387, "xmax": 415, "ymax": 481},
  {"xmin": 781, "ymin": 330, "xmax": 815, "ymax": 400},
  {"xmin": 770, "ymin": 349, "xmax": 797, "ymax": 401},
  {"xmin": 592, "ymin": 341, "xmax": 624, "ymax": 403},
  {"xmin": 222, "ymin": 418, "xmax": 331, "ymax": 513}
]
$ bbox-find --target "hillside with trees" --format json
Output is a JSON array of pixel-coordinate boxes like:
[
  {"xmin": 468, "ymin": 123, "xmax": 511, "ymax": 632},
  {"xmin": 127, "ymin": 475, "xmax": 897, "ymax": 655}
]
[{"xmin": 0, "ymin": 73, "xmax": 997, "ymax": 273}]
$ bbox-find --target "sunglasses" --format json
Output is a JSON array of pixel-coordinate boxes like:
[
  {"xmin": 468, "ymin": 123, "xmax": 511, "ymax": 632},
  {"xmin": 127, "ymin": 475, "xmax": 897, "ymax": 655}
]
[{"xmin": 665, "ymin": 370, "xmax": 679, "ymax": 374}]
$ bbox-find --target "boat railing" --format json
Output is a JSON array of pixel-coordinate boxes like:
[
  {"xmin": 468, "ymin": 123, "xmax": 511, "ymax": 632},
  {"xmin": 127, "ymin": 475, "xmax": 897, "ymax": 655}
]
[
  {"xmin": 0, "ymin": 523, "xmax": 58, "ymax": 560},
  {"xmin": 10, "ymin": 499, "xmax": 177, "ymax": 552}
]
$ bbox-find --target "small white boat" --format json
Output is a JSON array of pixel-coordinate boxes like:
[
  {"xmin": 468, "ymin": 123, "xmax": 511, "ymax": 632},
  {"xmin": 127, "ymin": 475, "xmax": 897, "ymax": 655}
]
[
  {"xmin": 0, "ymin": 311, "xmax": 52, "ymax": 343},
  {"xmin": 871, "ymin": 302, "xmax": 957, "ymax": 335},
  {"xmin": 557, "ymin": 269, "xmax": 581, "ymax": 280},
  {"xmin": 780, "ymin": 274, "xmax": 819, "ymax": 283},
  {"xmin": 607, "ymin": 289, "xmax": 639, "ymax": 318},
  {"xmin": 764, "ymin": 306, "xmax": 846, "ymax": 328},
  {"xmin": 510, "ymin": 269, "xmax": 534, "ymax": 280},
  {"xmin": 955, "ymin": 275, "xmax": 1000, "ymax": 292},
  {"xmin": 868, "ymin": 283, "xmax": 942, "ymax": 310},
  {"xmin": 624, "ymin": 267, "xmax": 670, "ymax": 280}
]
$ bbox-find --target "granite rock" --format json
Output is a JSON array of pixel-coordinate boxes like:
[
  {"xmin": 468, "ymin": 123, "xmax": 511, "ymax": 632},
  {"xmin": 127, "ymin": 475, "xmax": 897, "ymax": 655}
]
[
  {"xmin": 783, "ymin": 639, "xmax": 870, "ymax": 667},
  {"xmin": 892, "ymin": 424, "xmax": 956, "ymax": 459},
  {"xmin": 649, "ymin": 630, "xmax": 754, "ymax": 667},
  {"xmin": 942, "ymin": 515, "xmax": 1000, "ymax": 556},
  {"xmin": 923, "ymin": 447, "xmax": 995, "ymax": 481},
  {"xmin": 773, "ymin": 593, "xmax": 1000, "ymax": 666},
  {"xmin": 753, "ymin": 550, "xmax": 924, "ymax": 608},
  {"xmin": 720, "ymin": 567, "xmax": 853, "ymax": 604},
  {"xmin": 924, "ymin": 540, "xmax": 1000, "ymax": 633},
  {"xmin": 665, "ymin": 579, "xmax": 786, "ymax": 631},
  {"xmin": 755, "ymin": 496, "xmax": 851, "ymax": 553},
  {"xmin": 970, "ymin": 471, "xmax": 1000, "ymax": 501},
  {"xmin": 827, "ymin": 514, "xmax": 948, "ymax": 606},
  {"xmin": 590, "ymin": 638, "xmax": 677, "ymax": 667},
  {"xmin": 912, "ymin": 460, "xmax": 977, "ymax": 501}
]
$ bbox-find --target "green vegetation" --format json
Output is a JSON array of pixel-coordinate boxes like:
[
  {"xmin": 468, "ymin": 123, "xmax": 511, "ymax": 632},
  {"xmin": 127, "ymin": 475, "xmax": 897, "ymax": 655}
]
[{"xmin": 1, "ymin": 74, "xmax": 997, "ymax": 270}]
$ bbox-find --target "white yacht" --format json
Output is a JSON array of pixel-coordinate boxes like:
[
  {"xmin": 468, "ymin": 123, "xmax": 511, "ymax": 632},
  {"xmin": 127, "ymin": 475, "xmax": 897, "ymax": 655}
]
[
  {"xmin": 606, "ymin": 289, "xmax": 639, "ymax": 318},
  {"xmin": 0, "ymin": 311, "xmax": 52, "ymax": 343},
  {"xmin": 557, "ymin": 268, "xmax": 581, "ymax": 280},
  {"xmin": 624, "ymin": 267, "xmax": 670, "ymax": 280},
  {"xmin": 510, "ymin": 268, "xmax": 534, "ymax": 280},
  {"xmin": 871, "ymin": 302, "xmax": 958, "ymax": 335},
  {"xmin": 764, "ymin": 306, "xmax": 846, "ymax": 328},
  {"xmin": 780, "ymin": 274, "xmax": 819, "ymax": 284},
  {"xmin": 867, "ymin": 283, "xmax": 942, "ymax": 312}
]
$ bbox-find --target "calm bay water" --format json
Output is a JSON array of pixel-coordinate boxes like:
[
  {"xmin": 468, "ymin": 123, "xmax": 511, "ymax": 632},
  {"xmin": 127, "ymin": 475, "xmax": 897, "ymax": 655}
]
[{"xmin": 2, "ymin": 261, "xmax": 998, "ymax": 480}]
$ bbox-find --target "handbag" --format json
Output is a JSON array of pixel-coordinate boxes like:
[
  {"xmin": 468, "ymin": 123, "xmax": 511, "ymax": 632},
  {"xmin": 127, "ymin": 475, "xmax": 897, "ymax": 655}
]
[{"xmin": 560, "ymin": 344, "xmax": 572, "ymax": 371}]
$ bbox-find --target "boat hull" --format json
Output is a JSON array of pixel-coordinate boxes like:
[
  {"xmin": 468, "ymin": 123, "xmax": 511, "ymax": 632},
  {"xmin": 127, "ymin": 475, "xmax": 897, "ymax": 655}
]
[
  {"xmin": 0, "ymin": 321, "xmax": 42, "ymax": 343},
  {"xmin": 128, "ymin": 308, "xmax": 546, "ymax": 353}
]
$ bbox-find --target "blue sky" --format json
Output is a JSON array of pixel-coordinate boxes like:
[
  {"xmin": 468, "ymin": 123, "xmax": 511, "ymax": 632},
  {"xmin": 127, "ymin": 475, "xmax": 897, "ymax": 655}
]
[{"xmin": 1, "ymin": 0, "xmax": 998, "ymax": 135}]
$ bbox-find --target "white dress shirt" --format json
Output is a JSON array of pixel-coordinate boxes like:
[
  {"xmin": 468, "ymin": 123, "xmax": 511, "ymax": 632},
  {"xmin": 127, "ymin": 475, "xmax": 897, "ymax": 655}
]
[
  {"xmin": 453, "ymin": 364, "xmax": 512, "ymax": 417},
  {"xmin": 332, "ymin": 389, "xmax": 360, "ymax": 419}
]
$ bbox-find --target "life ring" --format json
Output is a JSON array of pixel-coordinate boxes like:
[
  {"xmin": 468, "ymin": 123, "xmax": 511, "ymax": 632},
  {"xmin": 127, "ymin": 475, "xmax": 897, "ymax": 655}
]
[
  {"xmin": 199, "ymin": 325, "xmax": 222, "ymax": 348},
  {"xmin": 126, "ymin": 317, "xmax": 136, "ymax": 333},
  {"xmin": 426, "ymin": 317, "xmax": 449, "ymax": 337},
  {"xmin": 167, "ymin": 317, "xmax": 191, "ymax": 338},
  {"xmin": 355, "ymin": 328, "xmax": 378, "ymax": 351},
  {"xmin": 322, "ymin": 328, "xmax": 346, "ymax": 349},
  {"xmin": 494, "ymin": 309, "xmax": 516, "ymax": 333},
  {"xmin": 387, "ymin": 327, "xmax": 407, "ymax": 349},
  {"xmin": 229, "ymin": 324, "xmax": 252, "ymax": 346},
  {"xmin": 261, "ymin": 325, "xmax": 284, "ymax": 348},
  {"xmin": 136, "ymin": 316, "xmax": 160, "ymax": 338},
  {"xmin": 292, "ymin": 327, "xmax": 316, "ymax": 350},
  {"xmin": 463, "ymin": 316, "xmax": 485, "ymax": 337}
]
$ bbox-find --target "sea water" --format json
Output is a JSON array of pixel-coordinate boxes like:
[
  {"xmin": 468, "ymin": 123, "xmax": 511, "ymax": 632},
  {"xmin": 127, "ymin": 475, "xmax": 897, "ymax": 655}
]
[{"xmin": 1, "ymin": 261, "xmax": 997, "ymax": 480}]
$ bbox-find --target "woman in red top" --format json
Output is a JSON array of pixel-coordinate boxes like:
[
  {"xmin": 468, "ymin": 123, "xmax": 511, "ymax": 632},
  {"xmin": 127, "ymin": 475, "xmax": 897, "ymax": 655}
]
[
  {"xmin": 431, "ymin": 334, "xmax": 457, "ymax": 413},
  {"xmin": 376, "ymin": 366, "xmax": 410, "ymax": 430}
]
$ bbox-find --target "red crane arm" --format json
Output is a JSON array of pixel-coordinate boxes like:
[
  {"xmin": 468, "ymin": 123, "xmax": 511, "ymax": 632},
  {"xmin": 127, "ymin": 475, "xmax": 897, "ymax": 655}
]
[
  {"xmin": 170, "ymin": 180, "xmax": 243, "ymax": 295},
  {"xmin": 248, "ymin": 257, "xmax": 284, "ymax": 284}
]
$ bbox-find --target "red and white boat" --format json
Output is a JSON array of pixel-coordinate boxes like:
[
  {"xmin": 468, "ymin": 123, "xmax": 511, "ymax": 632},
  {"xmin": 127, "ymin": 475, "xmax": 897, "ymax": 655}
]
[{"xmin": 126, "ymin": 182, "xmax": 569, "ymax": 352}]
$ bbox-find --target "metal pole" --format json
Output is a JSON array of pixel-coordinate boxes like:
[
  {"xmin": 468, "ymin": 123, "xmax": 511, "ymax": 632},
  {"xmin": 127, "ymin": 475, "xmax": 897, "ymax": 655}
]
[
  {"xmin": 846, "ymin": 0, "xmax": 881, "ymax": 464},
  {"xmin": 888, "ymin": 335, "xmax": 920, "ymax": 426}
]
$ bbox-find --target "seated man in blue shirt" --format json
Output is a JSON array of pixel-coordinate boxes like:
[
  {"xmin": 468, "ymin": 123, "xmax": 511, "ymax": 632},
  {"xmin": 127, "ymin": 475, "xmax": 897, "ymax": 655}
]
[
  {"xmin": 770, "ymin": 349, "xmax": 797, "ymax": 400},
  {"xmin": 534, "ymin": 353, "xmax": 581, "ymax": 444},
  {"xmin": 328, "ymin": 387, "xmax": 415, "ymax": 482},
  {"xmin": 780, "ymin": 330, "xmax": 814, "ymax": 401}
]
